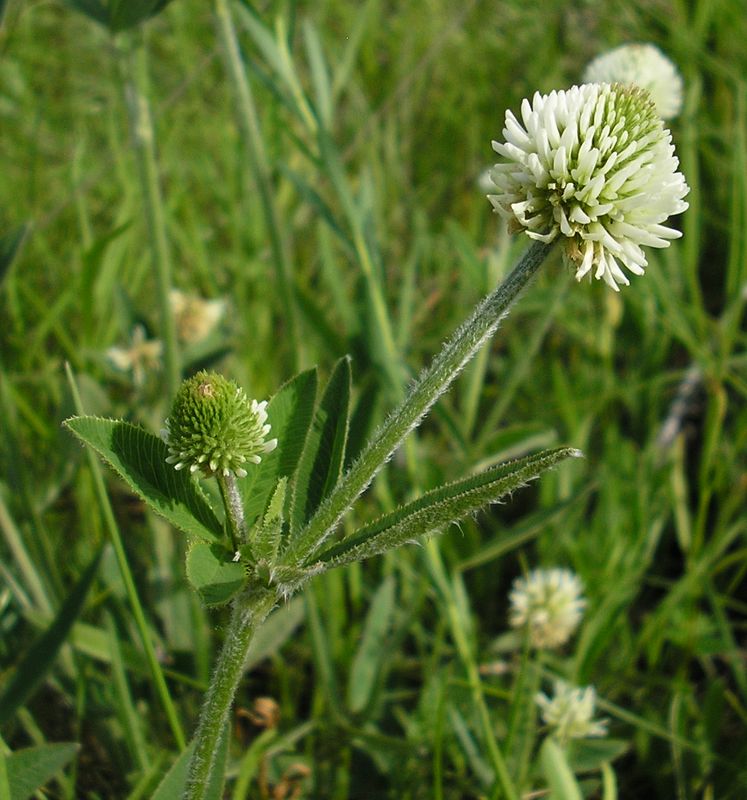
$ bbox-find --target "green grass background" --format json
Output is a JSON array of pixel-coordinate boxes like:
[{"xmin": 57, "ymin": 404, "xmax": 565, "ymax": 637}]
[{"xmin": 1, "ymin": 0, "xmax": 746, "ymax": 797}]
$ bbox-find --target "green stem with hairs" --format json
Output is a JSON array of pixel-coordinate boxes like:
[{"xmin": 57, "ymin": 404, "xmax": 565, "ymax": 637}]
[
  {"xmin": 284, "ymin": 238, "xmax": 555, "ymax": 566},
  {"xmin": 216, "ymin": 472, "xmax": 246, "ymax": 554},
  {"xmin": 185, "ymin": 459, "xmax": 274, "ymax": 799},
  {"xmin": 183, "ymin": 588, "xmax": 277, "ymax": 800}
]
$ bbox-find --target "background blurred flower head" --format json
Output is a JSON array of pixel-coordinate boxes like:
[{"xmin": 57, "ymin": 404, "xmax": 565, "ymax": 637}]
[
  {"xmin": 583, "ymin": 43, "xmax": 684, "ymax": 120},
  {"xmin": 536, "ymin": 680, "xmax": 608, "ymax": 743},
  {"xmin": 509, "ymin": 567, "xmax": 586, "ymax": 649},
  {"xmin": 106, "ymin": 325, "xmax": 162, "ymax": 387},
  {"xmin": 170, "ymin": 290, "xmax": 226, "ymax": 345},
  {"xmin": 488, "ymin": 83, "xmax": 689, "ymax": 290}
]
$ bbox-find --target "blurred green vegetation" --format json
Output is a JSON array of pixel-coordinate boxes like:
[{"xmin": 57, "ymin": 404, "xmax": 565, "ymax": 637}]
[{"xmin": 1, "ymin": 0, "xmax": 746, "ymax": 797}]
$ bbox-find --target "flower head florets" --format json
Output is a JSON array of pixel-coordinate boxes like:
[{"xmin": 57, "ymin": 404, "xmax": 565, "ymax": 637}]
[
  {"xmin": 162, "ymin": 371, "xmax": 277, "ymax": 478},
  {"xmin": 536, "ymin": 681, "xmax": 608, "ymax": 743},
  {"xmin": 488, "ymin": 83, "xmax": 689, "ymax": 290},
  {"xmin": 583, "ymin": 43, "xmax": 683, "ymax": 120},
  {"xmin": 509, "ymin": 568, "xmax": 585, "ymax": 649}
]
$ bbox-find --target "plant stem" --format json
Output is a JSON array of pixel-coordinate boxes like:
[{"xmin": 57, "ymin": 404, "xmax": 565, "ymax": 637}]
[
  {"xmin": 285, "ymin": 238, "xmax": 555, "ymax": 565},
  {"xmin": 216, "ymin": 472, "xmax": 246, "ymax": 553},
  {"xmin": 213, "ymin": 0, "xmax": 301, "ymax": 370},
  {"xmin": 183, "ymin": 588, "xmax": 277, "ymax": 800},
  {"xmin": 115, "ymin": 36, "xmax": 181, "ymax": 400},
  {"xmin": 65, "ymin": 365, "xmax": 186, "ymax": 749},
  {"xmin": 184, "ymin": 454, "xmax": 269, "ymax": 798}
]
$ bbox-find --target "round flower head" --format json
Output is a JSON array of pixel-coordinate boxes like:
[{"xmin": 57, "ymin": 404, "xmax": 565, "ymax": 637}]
[
  {"xmin": 583, "ymin": 43, "xmax": 683, "ymax": 120},
  {"xmin": 488, "ymin": 83, "xmax": 690, "ymax": 290},
  {"xmin": 509, "ymin": 568, "xmax": 585, "ymax": 649},
  {"xmin": 162, "ymin": 370, "xmax": 277, "ymax": 478},
  {"xmin": 536, "ymin": 681, "xmax": 608, "ymax": 743}
]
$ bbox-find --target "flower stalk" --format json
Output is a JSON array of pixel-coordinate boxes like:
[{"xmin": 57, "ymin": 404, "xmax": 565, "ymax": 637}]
[
  {"xmin": 284, "ymin": 238, "xmax": 555, "ymax": 567},
  {"xmin": 217, "ymin": 472, "xmax": 245, "ymax": 554}
]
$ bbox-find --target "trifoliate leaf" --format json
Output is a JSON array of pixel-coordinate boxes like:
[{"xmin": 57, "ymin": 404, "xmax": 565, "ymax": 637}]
[
  {"xmin": 64, "ymin": 416, "xmax": 223, "ymax": 542},
  {"xmin": 186, "ymin": 543, "xmax": 247, "ymax": 607}
]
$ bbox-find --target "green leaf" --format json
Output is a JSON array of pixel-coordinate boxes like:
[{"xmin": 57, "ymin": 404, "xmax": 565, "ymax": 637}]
[
  {"xmin": 566, "ymin": 738, "xmax": 628, "ymax": 771},
  {"xmin": 239, "ymin": 369, "xmax": 318, "ymax": 526},
  {"xmin": 62, "ymin": 0, "xmax": 175, "ymax": 32},
  {"xmin": 63, "ymin": 417, "xmax": 223, "ymax": 543},
  {"xmin": 291, "ymin": 356, "xmax": 351, "ymax": 533},
  {"xmin": 540, "ymin": 737, "xmax": 583, "ymax": 800},
  {"xmin": 151, "ymin": 722, "xmax": 228, "ymax": 800},
  {"xmin": 346, "ymin": 576, "xmax": 395, "ymax": 714},
  {"xmin": 186, "ymin": 543, "xmax": 247, "ymax": 607},
  {"xmin": 245, "ymin": 597, "xmax": 305, "ymax": 670},
  {"xmin": 344, "ymin": 374, "xmax": 379, "ymax": 470},
  {"xmin": 315, "ymin": 447, "xmax": 581, "ymax": 569},
  {"xmin": 303, "ymin": 20, "xmax": 333, "ymax": 128},
  {"xmin": 3, "ymin": 743, "xmax": 79, "ymax": 800},
  {"xmin": 248, "ymin": 478, "xmax": 287, "ymax": 564},
  {"xmin": 0, "ymin": 224, "xmax": 28, "ymax": 289},
  {"xmin": 0, "ymin": 550, "xmax": 101, "ymax": 726}
]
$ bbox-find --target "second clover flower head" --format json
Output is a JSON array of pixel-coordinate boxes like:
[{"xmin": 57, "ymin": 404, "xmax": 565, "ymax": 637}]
[
  {"xmin": 536, "ymin": 681, "xmax": 608, "ymax": 744},
  {"xmin": 509, "ymin": 568, "xmax": 585, "ymax": 649},
  {"xmin": 162, "ymin": 370, "xmax": 277, "ymax": 479},
  {"xmin": 583, "ymin": 43, "xmax": 684, "ymax": 121},
  {"xmin": 488, "ymin": 83, "xmax": 690, "ymax": 290}
]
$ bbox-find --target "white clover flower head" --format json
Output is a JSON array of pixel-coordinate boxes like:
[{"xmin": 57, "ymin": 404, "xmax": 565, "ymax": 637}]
[
  {"xmin": 170, "ymin": 289, "xmax": 226, "ymax": 345},
  {"xmin": 536, "ymin": 680, "xmax": 608, "ymax": 743},
  {"xmin": 106, "ymin": 325, "xmax": 162, "ymax": 387},
  {"xmin": 583, "ymin": 43, "xmax": 684, "ymax": 120},
  {"xmin": 488, "ymin": 83, "xmax": 690, "ymax": 290},
  {"xmin": 162, "ymin": 370, "xmax": 277, "ymax": 479},
  {"xmin": 509, "ymin": 568, "xmax": 585, "ymax": 649}
]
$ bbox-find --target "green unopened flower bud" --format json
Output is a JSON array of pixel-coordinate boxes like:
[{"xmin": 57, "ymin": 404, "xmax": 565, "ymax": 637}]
[{"xmin": 162, "ymin": 371, "xmax": 277, "ymax": 478}]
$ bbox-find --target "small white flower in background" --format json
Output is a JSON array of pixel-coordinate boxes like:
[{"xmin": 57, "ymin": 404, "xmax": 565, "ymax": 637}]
[
  {"xmin": 536, "ymin": 680, "xmax": 608, "ymax": 744},
  {"xmin": 170, "ymin": 289, "xmax": 226, "ymax": 345},
  {"xmin": 106, "ymin": 325, "xmax": 162, "ymax": 387},
  {"xmin": 583, "ymin": 43, "xmax": 684, "ymax": 121},
  {"xmin": 488, "ymin": 83, "xmax": 690, "ymax": 290},
  {"xmin": 509, "ymin": 568, "xmax": 585, "ymax": 649}
]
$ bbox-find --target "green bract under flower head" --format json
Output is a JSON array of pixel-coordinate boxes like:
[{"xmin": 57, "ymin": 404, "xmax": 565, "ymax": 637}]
[
  {"xmin": 488, "ymin": 83, "xmax": 690, "ymax": 290},
  {"xmin": 583, "ymin": 43, "xmax": 683, "ymax": 121},
  {"xmin": 162, "ymin": 371, "xmax": 277, "ymax": 478}
]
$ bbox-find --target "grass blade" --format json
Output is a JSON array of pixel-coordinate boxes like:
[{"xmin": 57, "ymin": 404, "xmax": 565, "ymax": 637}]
[
  {"xmin": 0, "ymin": 550, "xmax": 101, "ymax": 726},
  {"xmin": 3, "ymin": 742, "xmax": 79, "ymax": 800}
]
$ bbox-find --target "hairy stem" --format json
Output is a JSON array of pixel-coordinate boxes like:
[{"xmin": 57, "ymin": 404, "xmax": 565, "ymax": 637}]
[
  {"xmin": 284, "ymin": 238, "xmax": 555, "ymax": 566},
  {"xmin": 183, "ymin": 588, "xmax": 277, "ymax": 800},
  {"xmin": 216, "ymin": 472, "xmax": 246, "ymax": 554}
]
